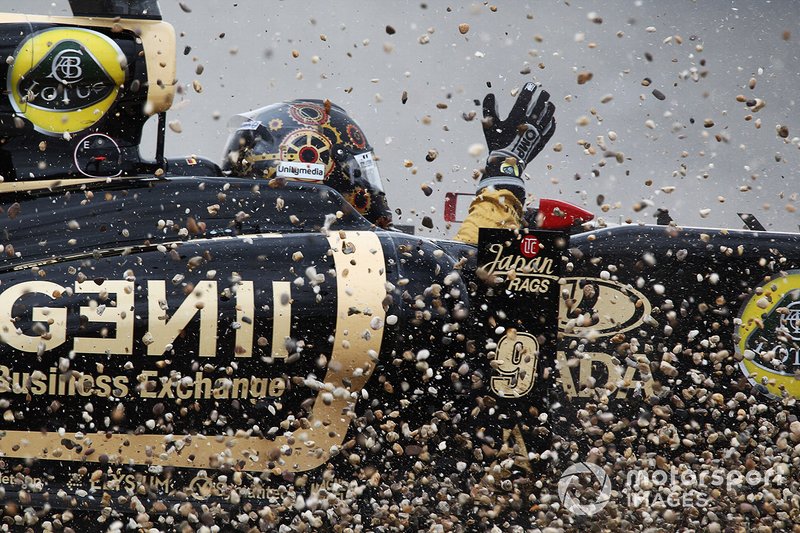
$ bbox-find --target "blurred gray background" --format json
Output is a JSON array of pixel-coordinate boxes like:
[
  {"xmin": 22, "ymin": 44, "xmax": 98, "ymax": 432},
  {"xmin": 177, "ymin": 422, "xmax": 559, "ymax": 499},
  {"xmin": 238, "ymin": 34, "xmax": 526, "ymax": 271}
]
[{"xmin": 11, "ymin": 0, "xmax": 800, "ymax": 237}]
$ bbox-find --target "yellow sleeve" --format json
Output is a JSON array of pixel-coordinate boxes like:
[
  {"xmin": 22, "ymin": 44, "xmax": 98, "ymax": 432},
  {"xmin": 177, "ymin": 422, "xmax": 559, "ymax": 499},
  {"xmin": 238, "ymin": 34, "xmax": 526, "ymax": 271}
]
[{"xmin": 455, "ymin": 189, "xmax": 523, "ymax": 245}]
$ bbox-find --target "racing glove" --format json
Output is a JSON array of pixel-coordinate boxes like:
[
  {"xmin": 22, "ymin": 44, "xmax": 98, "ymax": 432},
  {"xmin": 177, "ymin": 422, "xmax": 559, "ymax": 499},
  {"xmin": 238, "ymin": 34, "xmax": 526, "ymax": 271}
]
[{"xmin": 479, "ymin": 82, "xmax": 556, "ymax": 202}]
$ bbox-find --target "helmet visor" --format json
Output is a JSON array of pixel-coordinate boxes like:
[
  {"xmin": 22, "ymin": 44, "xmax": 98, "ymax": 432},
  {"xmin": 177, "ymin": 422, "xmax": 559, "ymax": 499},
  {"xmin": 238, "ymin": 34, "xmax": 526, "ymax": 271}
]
[
  {"xmin": 347, "ymin": 150, "xmax": 385, "ymax": 194},
  {"xmin": 226, "ymin": 113, "xmax": 265, "ymax": 133}
]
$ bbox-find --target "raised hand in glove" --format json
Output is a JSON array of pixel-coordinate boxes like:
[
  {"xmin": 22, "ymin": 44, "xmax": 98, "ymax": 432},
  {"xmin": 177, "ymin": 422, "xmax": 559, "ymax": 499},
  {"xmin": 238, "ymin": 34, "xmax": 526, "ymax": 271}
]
[{"xmin": 479, "ymin": 82, "xmax": 556, "ymax": 200}]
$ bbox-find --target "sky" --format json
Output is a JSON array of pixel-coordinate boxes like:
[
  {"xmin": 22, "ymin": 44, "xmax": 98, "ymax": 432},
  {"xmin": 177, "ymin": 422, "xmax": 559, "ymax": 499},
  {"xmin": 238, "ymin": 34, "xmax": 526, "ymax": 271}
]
[{"xmin": 11, "ymin": 0, "xmax": 800, "ymax": 237}]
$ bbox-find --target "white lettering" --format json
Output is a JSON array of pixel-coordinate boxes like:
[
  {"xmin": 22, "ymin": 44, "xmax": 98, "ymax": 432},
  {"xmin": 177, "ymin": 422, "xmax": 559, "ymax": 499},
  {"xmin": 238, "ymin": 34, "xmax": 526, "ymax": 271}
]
[{"xmin": 481, "ymin": 243, "xmax": 556, "ymax": 277}]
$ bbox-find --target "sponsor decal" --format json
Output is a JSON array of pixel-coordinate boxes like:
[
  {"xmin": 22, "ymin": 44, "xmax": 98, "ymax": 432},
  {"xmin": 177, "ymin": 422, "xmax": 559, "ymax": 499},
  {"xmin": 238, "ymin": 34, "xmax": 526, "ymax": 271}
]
[
  {"xmin": 490, "ymin": 332, "xmax": 539, "ymax": 398},
  {"xmin": 288, "ymin": 102, "xmax": 328, "ymax": 126},
  {"xmin": 558, "ymin": 277, "xmax": 652, "ymax": 338},
  {"xmin": 482, "ymin": 241, "xmax": 556, "ymax": 279},
  {"xmin": 511, "ymin": 126, "xmax": 539, "ymax": 162},
  {"xmin": 0, "ymin": 470, "xmax": 43, "ymax": 490},
  {"xmin": 519, "ymin": 234, "xmax": 539, "ymax": 259},
  {"xmin": 0, "ymin": 231, "xmax": 387, "ymax": 473},
  {"xmin": 90, "ymin": 470, "xmax": 171, "ymax": 493},
  {"xmin": 478, "ymin": 229, "xmax": 564, "ymax": 399},
  {"xmin": 8, "ymin": 28, "xmax": 126, "ymax": 134},
  {"xmin": 188, "ymin": 475, "xmax": 217, "ymax": 500},
  {"xmin": 782, "ymin": 301, "xmax": 800, "ymax": 341},
  {"xmin": 557, "ymin": 351, "xmax": 655, "ymax": 399},
  {"xmin": 476, "ymin": 229, "xmax": 565, "ymax": 472},
  {"xmin": 0, "ymin": 278, "xmax": 286, "ymax": 362},
  {"xmin": 480, "ymin": 236, "xmax": 558, "ymax": 294},
  {"xmin": 63, "ymin": 466, "xmax": 172, "ymax": 493},
  {"xmin": 737, "ymin": 271, "xmax": 800, "ymax": 398},
  {"xmin": 500, "ymin": 161, "xmax": 520, "ymax": 177},
  {"xmin": 0, "ymin": 363, "xmax": 286, "ymax": 401},
  {"xmin": 238, "ymin": 119, "xmax": 262, "ymax": 131},
  {"xmin": 275, "ymin": 160, "xmax": 325, "ymax": 181},
  {"xmin": 186, "ymin": 472, "xmax": 273, "ymax": 501}
]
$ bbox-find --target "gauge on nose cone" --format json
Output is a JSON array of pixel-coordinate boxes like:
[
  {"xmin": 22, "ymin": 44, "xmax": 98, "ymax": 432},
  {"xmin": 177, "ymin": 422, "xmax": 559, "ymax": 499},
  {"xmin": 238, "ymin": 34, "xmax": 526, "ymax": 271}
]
[{"xmin": 73, "ymin": 133, "xmax": 123, "ymax": 178}]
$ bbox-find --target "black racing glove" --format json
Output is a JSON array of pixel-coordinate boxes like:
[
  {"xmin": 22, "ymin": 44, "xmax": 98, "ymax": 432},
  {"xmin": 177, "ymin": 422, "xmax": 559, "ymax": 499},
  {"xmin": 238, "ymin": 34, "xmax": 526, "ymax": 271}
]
[{"xmin": 480, "ymin": 82, "xmax": 556, "ymax": 201}]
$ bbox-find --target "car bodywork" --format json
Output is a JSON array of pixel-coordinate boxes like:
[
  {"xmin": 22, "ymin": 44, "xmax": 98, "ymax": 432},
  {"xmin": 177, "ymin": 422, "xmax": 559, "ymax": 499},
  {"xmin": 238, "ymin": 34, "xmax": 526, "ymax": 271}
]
[{"xmin": 0, "ymin": 1, "xmax": 798, "ymax": 529}]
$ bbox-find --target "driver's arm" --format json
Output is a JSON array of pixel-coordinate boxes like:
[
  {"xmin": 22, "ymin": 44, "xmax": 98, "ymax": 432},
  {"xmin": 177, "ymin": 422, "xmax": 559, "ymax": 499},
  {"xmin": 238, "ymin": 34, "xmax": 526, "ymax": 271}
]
[
  {"xmin": 455, "ymin": 189, "xmax": 522, "ymax": 245},
  {"xmin": 454, "ymin": 82, "xmax": 555, "ymax": 245}
]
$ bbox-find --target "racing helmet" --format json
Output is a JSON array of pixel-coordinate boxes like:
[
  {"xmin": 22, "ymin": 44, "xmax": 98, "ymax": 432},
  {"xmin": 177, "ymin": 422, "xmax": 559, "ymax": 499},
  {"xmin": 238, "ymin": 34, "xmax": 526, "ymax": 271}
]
[{"xmin": 222, "ymin": 100, "xmax": 392, "ymax": 228}]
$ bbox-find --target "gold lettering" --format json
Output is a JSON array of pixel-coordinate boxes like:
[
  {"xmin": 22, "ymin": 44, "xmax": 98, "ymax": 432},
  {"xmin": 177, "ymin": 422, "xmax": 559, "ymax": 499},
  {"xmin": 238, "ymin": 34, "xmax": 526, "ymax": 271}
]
[
  {"xmin": 49, "ymin": 367, "xmax": 57, "ymax": 395},
  {"xmin": 113, "ymin": 375, "xmax": 129, "ymax": 398},
  {"xmin": 490, "ymin": 332, "xmax": 538, "ymax": 398},
  {"xmin": 507, "ymin": 277, "xmax": 549, "ymax": 293},
  {"xmin": 139, "ymin": 370, "xmax": 158, "ymax": 398},
  {"xmin": 77, "ymin": 374, "xmax": 94, "ymax": 397},
  {"xmin": 0, "ymin": 365, "xmax": 9, "ymax": 393},
  {"xmin": 0, "ymin": 281, "xmax": 67, "ymax": 353},
  {"xmin": 74, "ymin": 280, "xmax": 134, "ymax": 355},
  {"xmin": 558, "ymin": 351, "xmax": 654, "ymax": 399},
  {"xmin": 213, "ymin": 378, "xmax": 230, "ymax": 399},
  {"xmin": 251, "ymin": 378, "xmax": 268, "ymax": 398},
  {"xmin": 271, "ymin": 281, "xmax": 291, "ymax": 359},
  {"xmin": 30, "ymin": 371, "xmax": 47, "ymax": 395},
  {"xmin": 151, "ymin": 477, "xmax": 171, "ymax": 490},
  {"xmin": 194, "ymin": 372, "xmax": 213, "ymax": 399},
  {"xmin": 501, "ymin": 424, "xmax": 533, "ymax": 473},
  {"xmin": 619, "ymin": 363, "xmax": 654, "ymax": 399},
  {"xmin": 147, "ymin": 280, "xmax": 218, "ymax": 357},
  {"xmin": 176, "ymin": 381, "xmax": 193, "ymax": 400},
  {"xmin": 269, "ymin": 377, "xmax": 286, "ymax": 397},
  {"xmin": 157, "ymin": 379, "xmax": 175, "ymax": 398},
  {"xmin": 234, "ymin": 281, "xmax": 254, "ymax": 358},
  {"xmin": 232, "ymin": 377, "xmax": 249, "ymax": 398},
  {"xmin": 578, "ymin": 352, "xmax": 619, "ymax": 397},
  {"xmin": 95, "ymin": 374, "xmax": 112, "ymax": 397},
  {"xmin": 556, "ymin": 351, "xmax": 577, "ymax": 398}
]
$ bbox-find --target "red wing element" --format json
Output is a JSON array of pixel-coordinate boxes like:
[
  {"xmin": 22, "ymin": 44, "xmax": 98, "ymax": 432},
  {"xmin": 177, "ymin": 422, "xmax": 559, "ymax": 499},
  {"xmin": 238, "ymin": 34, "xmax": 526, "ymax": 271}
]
[
  {"xmin": 443, "ymin": 192, "xmax": 477, "ymax": 223},
  {"xmin": 537, "ymin": 198, "xmax": 594, "ymax": 230},
  {"xmin": 444, "ymin": 192, "xmax": 460, "ymax": 223}
]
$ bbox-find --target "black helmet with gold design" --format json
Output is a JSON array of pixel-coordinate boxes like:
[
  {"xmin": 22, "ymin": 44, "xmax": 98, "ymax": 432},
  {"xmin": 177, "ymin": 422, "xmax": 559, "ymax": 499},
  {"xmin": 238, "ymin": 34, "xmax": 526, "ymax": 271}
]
[{"xmin": 222, "ymin": 100, "xmax": 392, "ymax": 228}]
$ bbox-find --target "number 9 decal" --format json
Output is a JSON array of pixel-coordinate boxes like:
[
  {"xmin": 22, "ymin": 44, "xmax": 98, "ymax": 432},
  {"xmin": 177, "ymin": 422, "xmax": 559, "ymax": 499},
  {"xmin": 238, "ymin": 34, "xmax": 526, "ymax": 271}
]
[{"xmin": 490, "ymin": 332, "xmax": 539, "ymax": 398}]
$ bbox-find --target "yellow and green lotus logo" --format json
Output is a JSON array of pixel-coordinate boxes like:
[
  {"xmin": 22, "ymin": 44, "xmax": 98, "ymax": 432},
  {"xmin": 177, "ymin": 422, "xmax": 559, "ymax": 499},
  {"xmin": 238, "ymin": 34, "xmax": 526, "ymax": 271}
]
[
  {"xmin": 737, "ymin": 272, "xmax": 800, "ymax": 398},
  {"xmin": 8, "ymin": 27, "xmax": 126, "ymax": 135}
]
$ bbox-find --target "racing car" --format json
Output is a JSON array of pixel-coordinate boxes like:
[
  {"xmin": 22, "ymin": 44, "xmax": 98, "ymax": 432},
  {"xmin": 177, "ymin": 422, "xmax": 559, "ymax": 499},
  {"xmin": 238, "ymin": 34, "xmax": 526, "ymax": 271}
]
[{"xmin": 0, "ymin": 1, "xmax": 798, "ymax": 530}]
